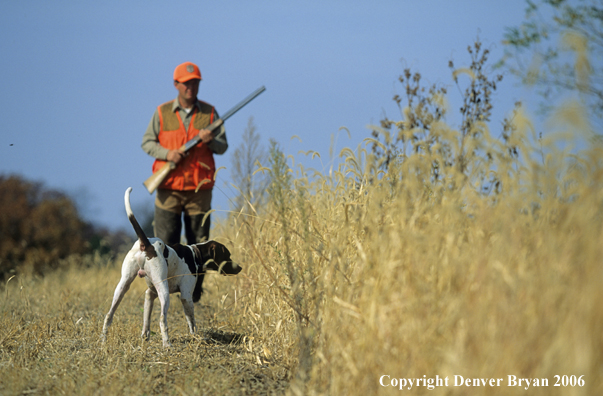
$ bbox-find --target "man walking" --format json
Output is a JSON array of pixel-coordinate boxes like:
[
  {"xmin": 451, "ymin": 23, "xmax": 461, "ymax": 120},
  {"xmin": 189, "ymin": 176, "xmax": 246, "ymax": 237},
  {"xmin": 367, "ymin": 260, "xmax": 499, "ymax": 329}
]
[{"xmin": 142, "ymin": 62, "xmax": 227, "ymax": 245}]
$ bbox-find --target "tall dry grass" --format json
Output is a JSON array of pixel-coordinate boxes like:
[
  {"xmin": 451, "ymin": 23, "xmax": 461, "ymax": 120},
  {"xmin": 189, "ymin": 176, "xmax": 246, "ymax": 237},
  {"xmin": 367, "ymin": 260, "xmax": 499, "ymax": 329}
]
[
  {"xmin": 219, "ymin": 97, "xmax": 603, "ymax": 395},
  {"xmin": 2, "ymin": 45, "xmax": 603, "ymax": 395},
  {"xmin": 1, "ymin": 118, "xmax": 601, "ymax": 396}
]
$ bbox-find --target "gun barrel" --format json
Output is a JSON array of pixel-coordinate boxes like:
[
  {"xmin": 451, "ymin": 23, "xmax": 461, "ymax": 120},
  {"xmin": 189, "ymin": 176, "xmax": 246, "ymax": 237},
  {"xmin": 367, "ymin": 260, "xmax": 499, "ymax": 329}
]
[
  {"xmin": 143, "ymin": 86, "xmax": 266, "ymax": 194},
  {"xmin": 220, "ymin": 86, "xmax": 266, "ymax": 121}
]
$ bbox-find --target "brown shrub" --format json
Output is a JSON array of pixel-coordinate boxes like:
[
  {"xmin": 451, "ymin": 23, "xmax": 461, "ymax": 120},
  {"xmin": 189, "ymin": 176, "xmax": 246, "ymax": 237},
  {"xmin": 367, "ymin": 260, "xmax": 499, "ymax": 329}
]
[{"xmin": 0, "ymin": 175, "xmax": 90, "ymax": 278}]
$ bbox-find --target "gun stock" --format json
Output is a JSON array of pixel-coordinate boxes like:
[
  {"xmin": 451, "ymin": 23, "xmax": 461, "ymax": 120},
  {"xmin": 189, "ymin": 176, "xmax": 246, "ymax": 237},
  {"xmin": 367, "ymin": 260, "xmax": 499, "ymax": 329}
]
[
  {"xmin": 142, "ymin": 86, "xmax": 265, "ymax": 194},
  {"xmin": 143, "ymin": 161, "xmax": 175, "ymax": 194}
]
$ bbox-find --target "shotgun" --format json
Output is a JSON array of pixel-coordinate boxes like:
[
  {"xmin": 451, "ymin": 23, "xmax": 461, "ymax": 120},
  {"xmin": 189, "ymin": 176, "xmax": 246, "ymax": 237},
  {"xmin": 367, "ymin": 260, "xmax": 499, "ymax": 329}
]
[{"xmin": 143, "ymin": 86, "xmax": 266, "ymax": 194}]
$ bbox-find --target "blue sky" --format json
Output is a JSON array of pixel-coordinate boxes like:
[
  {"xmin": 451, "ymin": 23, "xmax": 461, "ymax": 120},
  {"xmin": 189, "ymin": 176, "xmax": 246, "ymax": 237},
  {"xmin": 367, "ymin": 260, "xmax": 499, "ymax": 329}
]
[{"xmin": 1, "ymin": 1, "xmax": 534, "ymax": 231}]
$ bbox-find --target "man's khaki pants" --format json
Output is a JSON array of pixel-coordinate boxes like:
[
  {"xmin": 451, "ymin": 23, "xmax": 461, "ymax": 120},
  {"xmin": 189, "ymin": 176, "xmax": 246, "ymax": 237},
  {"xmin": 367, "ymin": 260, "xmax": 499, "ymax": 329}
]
[{"xmin": 154, "ymin": 188, "xmax": 212, "ymax": 246}]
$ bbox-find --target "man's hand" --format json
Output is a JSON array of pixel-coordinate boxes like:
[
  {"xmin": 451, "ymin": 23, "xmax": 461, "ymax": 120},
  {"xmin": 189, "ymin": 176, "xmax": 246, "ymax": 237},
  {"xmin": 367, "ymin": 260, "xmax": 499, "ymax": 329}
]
[
  {"xmin": 197, "ymin": 128, "xmax": 213, "ymax": 144},
  {"xmin": 167, "ymin": 150, "xmax": 185, "ymax": 164},
  {"xmin": 165, "ymin": 128, "xmax": 211, "ymax": 164}
]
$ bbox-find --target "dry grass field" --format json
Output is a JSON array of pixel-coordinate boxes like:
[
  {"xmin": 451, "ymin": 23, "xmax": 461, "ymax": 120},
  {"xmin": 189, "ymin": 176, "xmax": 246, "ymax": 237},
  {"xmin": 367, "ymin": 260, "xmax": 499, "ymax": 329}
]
[
  {"xmin": 2, "ymin": 126, "xmax": 602, "ymax": 395},
  {"xmin": 0, "ymin": 252, "xmax": 290, "ymax": 395},
  {"xmin": 2, "ymin": 54, "xmax": 603, "ymax": 394}
]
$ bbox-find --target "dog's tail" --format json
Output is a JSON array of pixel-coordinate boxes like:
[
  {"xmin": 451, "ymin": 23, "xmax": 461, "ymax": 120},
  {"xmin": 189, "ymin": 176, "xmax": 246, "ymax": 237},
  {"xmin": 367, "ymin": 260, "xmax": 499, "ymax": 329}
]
[{"xmin": 125, "ymin": 187, "xmax": 157, "ymax": 258}]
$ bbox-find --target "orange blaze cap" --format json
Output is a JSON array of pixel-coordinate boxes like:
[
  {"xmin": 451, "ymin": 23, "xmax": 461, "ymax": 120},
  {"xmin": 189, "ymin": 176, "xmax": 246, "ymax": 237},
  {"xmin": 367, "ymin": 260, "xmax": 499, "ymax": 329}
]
[{"xmin": 173, "ymin": 62, "xmax": 202, "ymax": 83}]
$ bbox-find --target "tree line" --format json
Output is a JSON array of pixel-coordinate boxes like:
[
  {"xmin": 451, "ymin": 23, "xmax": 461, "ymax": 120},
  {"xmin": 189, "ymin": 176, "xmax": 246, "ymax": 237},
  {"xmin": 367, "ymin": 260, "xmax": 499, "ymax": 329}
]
[{"xmin": 0, "ymin": 175, "xmax": 131, "ymax": 279}]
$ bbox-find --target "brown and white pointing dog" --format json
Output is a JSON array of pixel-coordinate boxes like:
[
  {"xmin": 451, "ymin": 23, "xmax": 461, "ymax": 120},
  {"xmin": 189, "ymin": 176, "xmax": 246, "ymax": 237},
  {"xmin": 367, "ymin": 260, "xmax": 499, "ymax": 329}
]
[{"xmin": 101, "ymin": 187, "xmax": 241, "ymax": 348}]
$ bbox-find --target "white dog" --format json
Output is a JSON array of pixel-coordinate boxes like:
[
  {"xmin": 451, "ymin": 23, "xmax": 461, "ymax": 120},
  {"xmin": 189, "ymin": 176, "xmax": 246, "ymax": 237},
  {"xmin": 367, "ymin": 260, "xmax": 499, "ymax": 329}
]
[{"xmin": 101, "ymin": 187, "xmax": 241, "ymax": 348}]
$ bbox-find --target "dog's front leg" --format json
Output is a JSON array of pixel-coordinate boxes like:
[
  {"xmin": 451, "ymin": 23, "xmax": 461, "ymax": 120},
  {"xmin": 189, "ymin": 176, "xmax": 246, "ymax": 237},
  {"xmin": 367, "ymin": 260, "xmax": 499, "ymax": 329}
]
[
  {"xmin": 180, "ymin": 298, "xmax": 196, "ymax": 335},
  {"xmin": 141, "ymin": 289, "xmax": 157, "ymax": 340}
]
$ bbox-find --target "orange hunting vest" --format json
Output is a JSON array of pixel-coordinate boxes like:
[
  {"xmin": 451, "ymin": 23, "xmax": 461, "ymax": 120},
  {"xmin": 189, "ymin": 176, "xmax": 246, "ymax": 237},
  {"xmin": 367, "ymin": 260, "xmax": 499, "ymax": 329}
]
[{"xmin": 152, "ymin": 100, "xmax": 216, "ymax": 191}]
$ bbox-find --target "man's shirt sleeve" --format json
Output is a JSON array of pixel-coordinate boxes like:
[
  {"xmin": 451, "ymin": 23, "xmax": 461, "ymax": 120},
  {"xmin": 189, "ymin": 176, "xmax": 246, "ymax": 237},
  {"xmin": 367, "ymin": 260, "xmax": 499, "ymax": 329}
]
[
  {"xmin": 207, "ymin": 110, "xmax": 228, "ymax": 155},
  {"xmin": 141, "ymin": 109, "xmax": 170, "ymax": 160}
]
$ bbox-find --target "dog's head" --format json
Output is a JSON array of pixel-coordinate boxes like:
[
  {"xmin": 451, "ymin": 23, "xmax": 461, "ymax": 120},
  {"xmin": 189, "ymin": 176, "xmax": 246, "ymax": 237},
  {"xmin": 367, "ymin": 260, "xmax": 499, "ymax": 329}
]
[{"xmin": 195, "ymin": 241, "xmax": 242, "ymax": 275}]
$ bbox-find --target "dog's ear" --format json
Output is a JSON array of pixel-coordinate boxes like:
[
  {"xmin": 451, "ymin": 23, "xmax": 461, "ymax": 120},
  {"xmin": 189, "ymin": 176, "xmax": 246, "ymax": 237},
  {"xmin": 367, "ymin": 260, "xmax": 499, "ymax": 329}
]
[
  {"xmin": 212, "ymin": 241, "xmax": 233, "ymax": 261},
  {"xmin": 203, "ymin": 241, "xmax": 230, "ymax": 263},
  {"xmin": 198, "ymin": 241, "xmax": 242, "ymax": 275},
  {"xmin": 198, "ymin": 241, "xmax": 220, "ymax": 261},
  {"xmin": 163, "ymin": 243, "xmax": 169, "ymax": 259}
]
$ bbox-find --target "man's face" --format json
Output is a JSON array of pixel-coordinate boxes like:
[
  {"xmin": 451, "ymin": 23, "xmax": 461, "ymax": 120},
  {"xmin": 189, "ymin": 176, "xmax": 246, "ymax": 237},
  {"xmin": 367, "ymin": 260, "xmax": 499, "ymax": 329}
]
[{"xmin": 174, "ymin": 78, "xmax": 200, "ymax": 104}]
